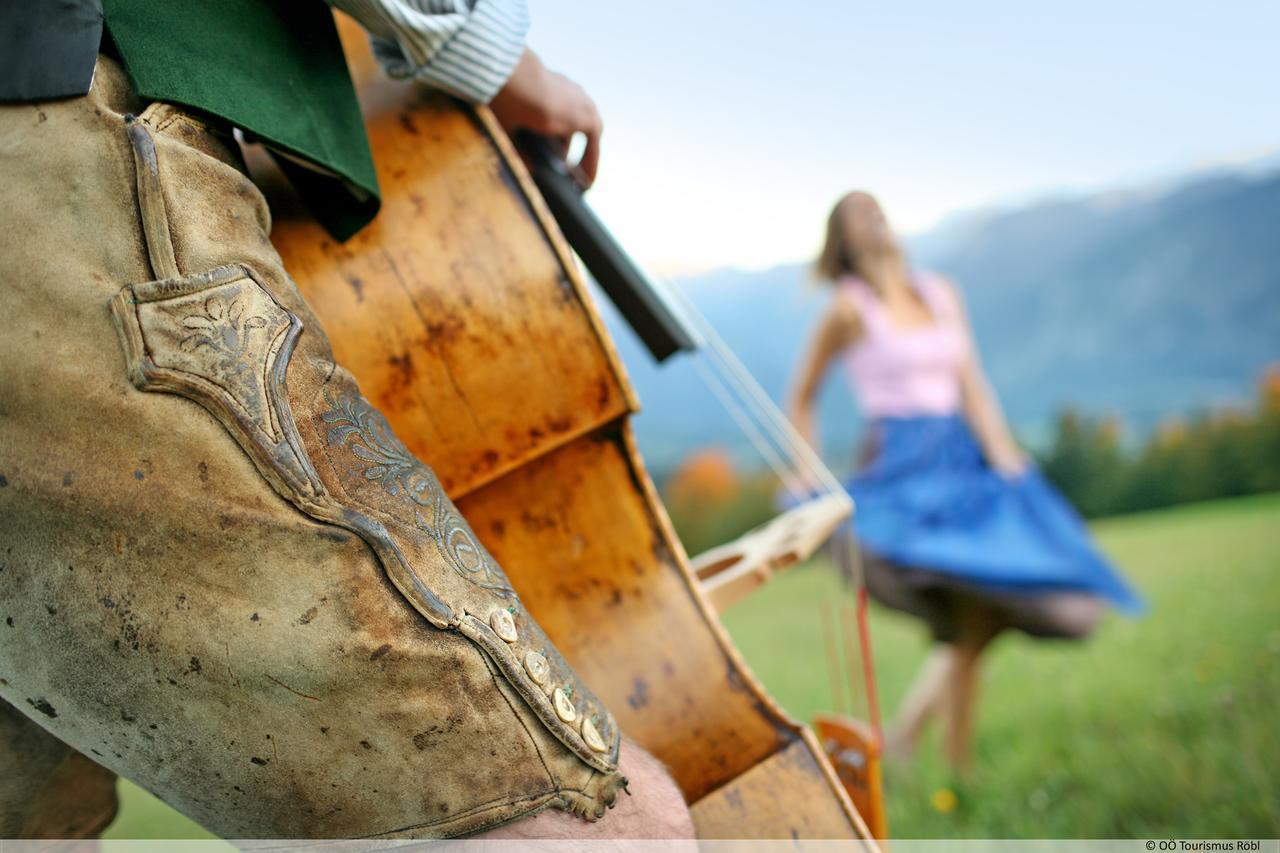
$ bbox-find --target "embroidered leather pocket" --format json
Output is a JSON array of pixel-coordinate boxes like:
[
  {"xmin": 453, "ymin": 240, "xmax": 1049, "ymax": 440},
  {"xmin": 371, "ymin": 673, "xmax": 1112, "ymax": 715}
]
[{"xmin": 110, "ymin": 264, "xmax": 322, "ymax": 502}]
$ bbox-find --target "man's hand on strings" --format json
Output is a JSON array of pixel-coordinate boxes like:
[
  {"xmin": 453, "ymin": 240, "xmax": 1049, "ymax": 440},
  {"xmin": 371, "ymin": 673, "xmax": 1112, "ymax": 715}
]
[{"xmin": 490, "ymin": 48, "xmax": 603, "ymax": 188}]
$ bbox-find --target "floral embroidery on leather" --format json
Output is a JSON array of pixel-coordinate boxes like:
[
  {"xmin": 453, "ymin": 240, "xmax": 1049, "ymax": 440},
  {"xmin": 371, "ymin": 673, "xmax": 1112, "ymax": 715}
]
[
  {"xmin": 179, "ymin": 294, "xmax": 269, "ymax": 358},
  {"xmin": 125, "ymin": 270, "xmax": 294, "ymax": 442},
  {"xmin": 322, "ymin": 388, "xmax": 441, "ymax": 505},
  {"xmin": 111, "ymin": 266, "xmax": 320, "ymax": 497},
  {"xmin": 176, "ymin": 294, "xmax": 273, "ymax": 415},
  {"xmin": 322, "ymin": 389, "xmax": 514, "ymax": 596}
]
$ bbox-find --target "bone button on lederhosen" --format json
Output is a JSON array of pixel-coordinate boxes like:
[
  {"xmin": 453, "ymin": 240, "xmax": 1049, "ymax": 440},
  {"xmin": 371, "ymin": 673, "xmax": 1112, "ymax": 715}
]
[{"xmin": 490, "ymin": 607, "xmax": 519, "ymax": 642}]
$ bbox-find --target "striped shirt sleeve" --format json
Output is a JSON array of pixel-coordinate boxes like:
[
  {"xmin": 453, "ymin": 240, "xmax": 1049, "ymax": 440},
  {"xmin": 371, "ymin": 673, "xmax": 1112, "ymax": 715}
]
[{"xmin": 330, "ymin": 0, "xmax": 529, "ymax": 104}]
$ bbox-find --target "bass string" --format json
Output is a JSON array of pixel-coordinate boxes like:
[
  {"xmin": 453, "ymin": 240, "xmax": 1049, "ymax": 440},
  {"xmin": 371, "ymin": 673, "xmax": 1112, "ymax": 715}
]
[
  {"xmin": 668, "ymin": 278, "xmax": 881, "ymax": 734},
  {"xmin": 691, "ymin": 356, "xmax": 810, "ymax": 501},
  {"xmin": 666, "ymin": 279, "xmax": 845, "ymax": 498}
]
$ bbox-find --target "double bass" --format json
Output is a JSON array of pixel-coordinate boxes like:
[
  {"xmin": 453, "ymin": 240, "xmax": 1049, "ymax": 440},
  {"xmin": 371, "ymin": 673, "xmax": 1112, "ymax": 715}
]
[{"xmin": 251, "ymin": 15, "xmax": 878, "ymax": 840}]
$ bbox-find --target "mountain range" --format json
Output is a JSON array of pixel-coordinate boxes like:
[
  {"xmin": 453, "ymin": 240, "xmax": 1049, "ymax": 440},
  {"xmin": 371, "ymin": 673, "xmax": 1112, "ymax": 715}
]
[{"xmin": 590, "ymin": 162, "xmax": 1280, "ymax": 477}]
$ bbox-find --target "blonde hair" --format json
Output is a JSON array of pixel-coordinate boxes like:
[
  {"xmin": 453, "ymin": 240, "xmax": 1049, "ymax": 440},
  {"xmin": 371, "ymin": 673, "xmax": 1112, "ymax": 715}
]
[
  {"xmin": 813, "ymin": 191, "xmax": 905, "ymax": 286},
  {"xmin": 814, "ymin": 197, "xmax": 855, "ymax": 282}
]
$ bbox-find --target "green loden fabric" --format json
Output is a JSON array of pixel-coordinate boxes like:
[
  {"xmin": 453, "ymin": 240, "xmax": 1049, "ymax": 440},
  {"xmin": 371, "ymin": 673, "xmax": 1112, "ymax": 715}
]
[{"xmin": 103, "ymin": 0, "xmax": 380, "ymax": 241}]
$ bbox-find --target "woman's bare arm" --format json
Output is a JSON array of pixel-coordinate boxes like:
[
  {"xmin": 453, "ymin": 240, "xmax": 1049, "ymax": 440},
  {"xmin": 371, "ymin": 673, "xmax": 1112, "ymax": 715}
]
[
  {"xmin": 946, "ymin": 279, "xmax": 1027, "ymax": 476},
  {"xmin": 787, "ymin": 294, "xmax": 860, "ymax": 453}
]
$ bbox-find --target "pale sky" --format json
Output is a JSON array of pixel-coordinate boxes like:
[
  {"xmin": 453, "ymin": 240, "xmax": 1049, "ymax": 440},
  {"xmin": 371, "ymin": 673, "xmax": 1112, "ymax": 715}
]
[{"xmin": 527, "ymin": 1, "xmax": 1280, "ymax": 273}]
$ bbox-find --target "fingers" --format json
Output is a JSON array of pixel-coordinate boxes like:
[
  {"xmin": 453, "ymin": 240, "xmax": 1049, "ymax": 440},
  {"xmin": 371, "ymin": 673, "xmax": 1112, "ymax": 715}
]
[
  {"xmin": 538, "ymin": 75, "xmax": 602, "ymax": 188},
  {"xmin": 559, "ymin": 80, "xmax": 601, "ymax": 188},
  {"xmin": 490, "ymin": 51, "xmax": 604, "ymax": 189},
  {"xmin": 575, "ymin": 102, "xmax": 602, "ymax": 188}
]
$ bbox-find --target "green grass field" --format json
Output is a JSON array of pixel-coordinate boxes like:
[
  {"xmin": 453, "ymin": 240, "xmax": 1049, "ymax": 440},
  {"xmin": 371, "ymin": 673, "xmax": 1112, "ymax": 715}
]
[
  {"xmin": 722, "ymin": 493, "xmax": 1280, "ymax": 838},
  {"xmin": 105, "ymin": 494, "xmax": 1280, "ymax": 839}
]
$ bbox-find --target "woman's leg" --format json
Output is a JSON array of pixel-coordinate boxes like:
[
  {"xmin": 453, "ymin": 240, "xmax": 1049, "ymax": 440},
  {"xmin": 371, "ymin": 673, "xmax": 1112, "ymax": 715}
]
[
  {"xmin": 885, "ymin": 644, "xmax": 954, "ymax": 759},
  {"xmin": 942, "ymin": 606, "xmax": 1002, "ymax": 773},
  {"xmin": 864, "ymin": 556, "xmax": 963, "ymax": 759}
]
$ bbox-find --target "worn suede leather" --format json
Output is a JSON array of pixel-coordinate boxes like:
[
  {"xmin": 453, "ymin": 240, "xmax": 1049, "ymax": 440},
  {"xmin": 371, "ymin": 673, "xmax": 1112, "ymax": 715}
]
[
  {"xmin": 0, "ymin": 702, "xmax": 118, "ymax": 838},
  {"xmin": 0, "ymin": 57, "xmax": 624, "ymax": 839}
]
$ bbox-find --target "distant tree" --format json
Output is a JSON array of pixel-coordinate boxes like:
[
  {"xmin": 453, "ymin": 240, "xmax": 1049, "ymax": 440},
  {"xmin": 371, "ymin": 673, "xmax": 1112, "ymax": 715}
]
[
  {"xmin": 662, "ymin": 448, "xmax": 779, "ymax": 557},
  {"xmin": 1039, "ymin": 408, "xmax": 1126, "ymax": 517},
  {"xmin": 1115, "ymin": 419, "xmax": 1186, "ymax": 513},
  {"xmin": 1040, "ymin": 364, "xmax": 1280, "ymax": 518},
  {"xmin": 1250, "ymin": 367, "xmax": 1280, "ymax": 493}
]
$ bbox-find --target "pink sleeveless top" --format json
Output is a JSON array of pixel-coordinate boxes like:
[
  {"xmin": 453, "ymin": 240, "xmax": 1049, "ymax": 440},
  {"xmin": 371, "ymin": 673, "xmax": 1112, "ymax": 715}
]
[{"xmin": 842, "ymin": 272, "xmax": 968, "ymax": 418}]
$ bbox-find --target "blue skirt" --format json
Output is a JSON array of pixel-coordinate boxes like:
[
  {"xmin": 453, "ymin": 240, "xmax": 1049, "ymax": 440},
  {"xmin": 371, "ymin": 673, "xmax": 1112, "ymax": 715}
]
[{"xmin": 845, "ymin": 415, "xmax": 1143, "ymax": 614}]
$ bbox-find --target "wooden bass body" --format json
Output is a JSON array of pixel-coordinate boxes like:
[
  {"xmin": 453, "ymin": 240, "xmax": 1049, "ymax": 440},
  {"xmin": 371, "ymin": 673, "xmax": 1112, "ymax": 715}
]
[{"xmin": 250, "ymin": 18, "xmax": 873, "ymax": 840}]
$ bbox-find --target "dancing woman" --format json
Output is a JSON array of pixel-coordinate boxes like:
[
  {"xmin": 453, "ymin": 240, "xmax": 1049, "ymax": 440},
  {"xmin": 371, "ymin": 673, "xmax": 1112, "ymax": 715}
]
[{"xmin": 788, "ymin": 191, "xmax": 1142, "ymax": 771}]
